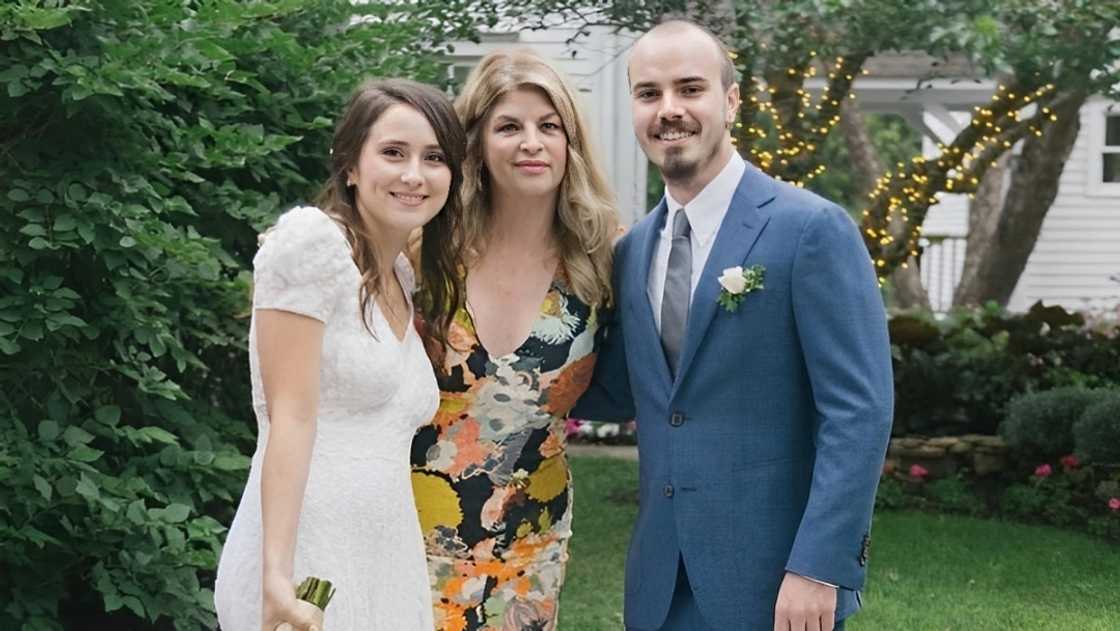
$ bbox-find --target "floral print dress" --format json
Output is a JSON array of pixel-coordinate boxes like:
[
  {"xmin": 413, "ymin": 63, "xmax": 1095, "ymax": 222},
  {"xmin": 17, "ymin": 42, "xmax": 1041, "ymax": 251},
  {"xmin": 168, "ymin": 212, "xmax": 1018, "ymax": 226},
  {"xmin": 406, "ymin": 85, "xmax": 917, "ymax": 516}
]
[{"xmin": 411, "ymin": 269, "xmax": 601, "ymax": 631}]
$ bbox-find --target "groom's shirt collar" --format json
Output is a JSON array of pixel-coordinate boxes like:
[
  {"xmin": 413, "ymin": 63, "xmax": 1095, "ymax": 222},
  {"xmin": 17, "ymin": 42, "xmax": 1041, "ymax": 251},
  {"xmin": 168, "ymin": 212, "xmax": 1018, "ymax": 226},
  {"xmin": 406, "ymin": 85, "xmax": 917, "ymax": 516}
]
[{"xmin": 663, "ymin": 151, "xmax": 746, "ymax": 249}]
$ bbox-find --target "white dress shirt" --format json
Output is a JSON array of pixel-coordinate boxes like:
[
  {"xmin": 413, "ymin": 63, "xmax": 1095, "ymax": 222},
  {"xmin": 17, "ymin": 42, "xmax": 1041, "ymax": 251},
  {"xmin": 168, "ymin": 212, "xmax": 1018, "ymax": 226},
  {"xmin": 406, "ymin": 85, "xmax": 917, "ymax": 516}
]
[{"xmin": 648, "ymin": 152, "xmax": 746, "ymax": 333}]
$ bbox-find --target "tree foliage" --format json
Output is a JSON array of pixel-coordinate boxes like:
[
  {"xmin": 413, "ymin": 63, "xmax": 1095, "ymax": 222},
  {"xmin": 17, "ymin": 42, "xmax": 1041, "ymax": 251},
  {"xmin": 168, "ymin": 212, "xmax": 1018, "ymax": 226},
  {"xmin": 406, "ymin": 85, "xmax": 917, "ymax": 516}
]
[{"xmin": 0, "ymin": 1, "xmax": 474, "ymax": 628}]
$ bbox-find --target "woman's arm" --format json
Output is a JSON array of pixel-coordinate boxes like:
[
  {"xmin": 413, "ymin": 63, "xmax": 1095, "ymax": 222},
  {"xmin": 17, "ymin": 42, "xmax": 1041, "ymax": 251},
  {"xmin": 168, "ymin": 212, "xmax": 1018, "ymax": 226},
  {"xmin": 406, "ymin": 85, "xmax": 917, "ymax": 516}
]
[{"xmin": 257, "ymin": 308, "xmax": 326, "ymax": 631}]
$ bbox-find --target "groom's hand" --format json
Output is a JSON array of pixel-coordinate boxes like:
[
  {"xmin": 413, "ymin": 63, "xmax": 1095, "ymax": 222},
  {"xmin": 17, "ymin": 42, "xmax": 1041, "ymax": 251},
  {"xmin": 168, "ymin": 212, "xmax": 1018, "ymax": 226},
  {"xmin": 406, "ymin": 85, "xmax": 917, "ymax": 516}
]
[{"xmin": 773, "ymin": 571, "xmax": 837, "ymax": 631}]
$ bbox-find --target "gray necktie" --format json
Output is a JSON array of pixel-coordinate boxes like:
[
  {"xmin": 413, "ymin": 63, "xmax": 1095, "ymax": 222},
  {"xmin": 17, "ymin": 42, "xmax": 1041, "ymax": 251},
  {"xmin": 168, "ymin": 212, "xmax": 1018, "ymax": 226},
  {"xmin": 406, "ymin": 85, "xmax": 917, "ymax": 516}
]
[{"xmin": 661, "ymin": 207, "xmax": 692, "ymax": 376}]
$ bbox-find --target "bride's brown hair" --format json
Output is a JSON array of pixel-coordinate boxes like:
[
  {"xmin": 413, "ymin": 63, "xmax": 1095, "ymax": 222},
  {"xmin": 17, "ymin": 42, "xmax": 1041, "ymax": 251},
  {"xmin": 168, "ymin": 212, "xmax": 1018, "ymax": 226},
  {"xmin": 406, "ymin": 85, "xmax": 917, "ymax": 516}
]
[{"xmin": 315, "ymin": 78, "xmax": 466, "ymax": 363}]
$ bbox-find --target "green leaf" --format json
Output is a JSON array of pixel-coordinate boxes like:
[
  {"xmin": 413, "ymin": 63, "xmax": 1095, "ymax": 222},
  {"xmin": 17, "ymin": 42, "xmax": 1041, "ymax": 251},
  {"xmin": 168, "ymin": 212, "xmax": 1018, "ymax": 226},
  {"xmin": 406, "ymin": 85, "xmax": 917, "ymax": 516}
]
[
  {"xmin": 213, "ymin": 453, "xmax": 251, "ymax": 471},
  {"xmin": 66, "ymin": 182, "xmax": 87, "ymax": 201},
  {"xmin": 138, "ymin": 426, "xmax": 179, "ymax": 445},
  {"xmin": 21, "ymin": 321, "xmax": 44, "ymax": 340},
  {"xmin": 20, "ymin": 7, "xmax": 74, "ymax": 30},
  {"xmin": 0, "ymin": 267, "xmax": 22, "ymax": 283},
  {"xmin": 9, "ymin": 188, "xmax": 30, "ymax": 202},
  {"xmin": 19, "ymin": 224, "xmax": 46, "ymax": 237},
  {"xmin": 75, "ymin": 474, "xmax": 99, "ymax": 500},
  {"xmin": 62, "ymin": 425, "xmax": 95, "ymax": 445},
  {"xmin": 54, "ymin": 215, "xmax": 77, "ymax": 232},
  {"xmin": 77, "ymin": 222, "xmax": 95, "ymax": 243},
  {"xmin": 119, "ymin": 236, "xmax": 137, "ymax": 248},
  {"xmin": 28, "ymin": 237, "xmax": 51, "ymax": 250},
  {"xmin": 8, "ymin": 80, "xmax": 29, "ymax": 98},
  {"xmin": 95, "ymin": 405, "xmax": 122, "ymax": 426},
  {"xmin": 38, "ymin": 420, "xmax": 60, "ymax": 441},
  {"xmin": 121, "ymin": 595, "xmax": 145, "ymax": 618},
  {"xmin": 0, "ymin": 337, "xmax": 20, "ymax": 354},
  {"xmin": 104, "ymin": 593, "xmax": 124, "ymax": 612},
  {"xmin": 50, "ymin": 314, "xmax": 88, "ymax": 329},
  {"xmin": 20, "ymin": 525, "xmax": 62, "ymax": 548},
  {"xmin": 196, "ymin": 40, "xmax": 235, "ymax": 63},
  {"xmin": 164, "ymin": 524, "xmax": 186, "ymax": 548},
  {"xmin": 126, "ymin": 499, "xmax": 147, "ymax": 525},
  {"xmin": 161, "ymin": 503, "xmax": 191, "ymax": 523},
  {"xmin": 0, "ymin": 64, "xmax": 28, "ymax": 81},
  {"xmin": 33, "ymin": 475, "xmax": 52, "ymax": 500},
  {"xmin": 68, "ymin": 445, "xmax": 103, "ymax": 462}
]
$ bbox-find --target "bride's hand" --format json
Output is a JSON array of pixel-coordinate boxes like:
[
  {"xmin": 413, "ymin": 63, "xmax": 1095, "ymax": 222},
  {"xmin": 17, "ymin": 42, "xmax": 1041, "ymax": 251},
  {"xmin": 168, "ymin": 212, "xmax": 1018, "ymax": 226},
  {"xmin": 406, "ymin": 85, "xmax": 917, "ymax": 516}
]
[{"xmin": 262, "ymin": 572, "xmax": 322, "ymax": 631}]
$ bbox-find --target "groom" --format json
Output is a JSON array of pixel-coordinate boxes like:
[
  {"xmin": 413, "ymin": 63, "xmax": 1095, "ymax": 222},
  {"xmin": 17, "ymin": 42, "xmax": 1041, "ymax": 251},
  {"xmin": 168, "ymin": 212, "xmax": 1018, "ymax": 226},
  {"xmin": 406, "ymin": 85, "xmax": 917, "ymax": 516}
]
[{"xmin": 573, "ymin": 17, "xmax": 894, "ymax": 631}]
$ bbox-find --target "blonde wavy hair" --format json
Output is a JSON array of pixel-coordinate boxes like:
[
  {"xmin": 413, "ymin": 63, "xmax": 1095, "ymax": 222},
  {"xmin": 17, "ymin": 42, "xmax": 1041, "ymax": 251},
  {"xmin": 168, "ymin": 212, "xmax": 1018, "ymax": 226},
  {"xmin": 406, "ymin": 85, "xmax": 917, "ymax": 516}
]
[{"xmin": 456, "ymin": 48, "xmax": 619, "ymax": 308}]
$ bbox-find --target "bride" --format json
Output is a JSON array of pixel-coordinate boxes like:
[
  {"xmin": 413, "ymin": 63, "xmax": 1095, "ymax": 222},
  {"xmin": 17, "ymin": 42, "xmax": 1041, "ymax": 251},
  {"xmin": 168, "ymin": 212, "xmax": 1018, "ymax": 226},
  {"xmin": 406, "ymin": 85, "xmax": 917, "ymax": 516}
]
[{"xmin": 214, "ymin": 78, "xmax": 466, "ymax": 630}]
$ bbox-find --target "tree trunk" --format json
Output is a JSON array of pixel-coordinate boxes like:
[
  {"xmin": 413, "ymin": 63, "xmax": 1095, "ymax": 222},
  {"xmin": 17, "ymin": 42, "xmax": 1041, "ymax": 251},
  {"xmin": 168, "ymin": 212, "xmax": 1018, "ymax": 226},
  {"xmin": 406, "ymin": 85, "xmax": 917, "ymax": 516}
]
[
  {"xmin": 952, "ymin": 153, "xmax": 1011, "ymax": 306},
  {"xmin": 951, "ymin": 90, "xmax": 1087, "ymax": 307},
  {"xmin": 839, "ymin": 100, "xmax": 930, "ymax": 309}
]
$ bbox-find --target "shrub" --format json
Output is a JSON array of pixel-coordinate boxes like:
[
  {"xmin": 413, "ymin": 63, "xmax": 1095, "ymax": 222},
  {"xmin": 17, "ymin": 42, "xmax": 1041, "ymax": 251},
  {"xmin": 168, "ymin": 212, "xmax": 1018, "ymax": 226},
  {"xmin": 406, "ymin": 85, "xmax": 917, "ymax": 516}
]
[
  {"xmin": 0, "ymin": 2, "xmax": 474, "ymax": 629},
  {"xmin": 890, "ymin": 302, "xmax": 1120, "ymax": 435},
  {"xmin": 874, "ymin": 475, "xmax": 909, "ymax": 511},
  {"xmin": 999, "ymin": 387, "xmax": 1102, "ymax": 459},
  {"xmin": 925, "ymin": 475, "xmax": 986, "ymax": 516},
  {"xmin": 1073, "ymin": 391, "xmax": 1120, "ymax": 465}
]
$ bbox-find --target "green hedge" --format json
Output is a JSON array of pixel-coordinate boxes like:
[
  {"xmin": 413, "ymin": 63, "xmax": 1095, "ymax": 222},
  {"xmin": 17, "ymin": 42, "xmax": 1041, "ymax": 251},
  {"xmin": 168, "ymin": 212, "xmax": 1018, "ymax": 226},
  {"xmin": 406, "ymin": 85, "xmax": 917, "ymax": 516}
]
[
  {"xmin": 889, "ymin": 303, "xmax": 1120, "ymax": 436},
  {"xmin": 1074, "ymin": 392, "xmax": 1120, "ymax": 465},
  {"xmin": 0, "ymin": 2, "xmax": 473, "ymax": 629},
  {"xmin": 999, "ymin": 387, "xmax": 1103, "ymax": 460}
]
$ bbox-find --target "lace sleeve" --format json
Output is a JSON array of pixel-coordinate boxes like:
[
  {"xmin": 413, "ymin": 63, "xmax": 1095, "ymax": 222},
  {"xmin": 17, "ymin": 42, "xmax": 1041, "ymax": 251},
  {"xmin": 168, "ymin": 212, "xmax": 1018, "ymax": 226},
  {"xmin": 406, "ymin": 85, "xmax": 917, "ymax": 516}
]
[{"xmin": 252, "ymin": 206, "xmax": 351, "ymax": 323}]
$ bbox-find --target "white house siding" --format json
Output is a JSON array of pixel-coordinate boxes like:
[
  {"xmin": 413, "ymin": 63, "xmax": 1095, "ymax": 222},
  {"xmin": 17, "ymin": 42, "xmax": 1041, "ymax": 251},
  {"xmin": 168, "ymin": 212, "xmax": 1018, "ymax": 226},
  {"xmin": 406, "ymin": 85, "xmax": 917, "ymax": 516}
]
[
  {"xmin": 1008, "ymin": 97, "xmax": 1120, "ymax": 312},
  {"xmin": 446, "ymin": 27, "xmax": 648, "ymax": 224},
  {"xmin": 916, "ymin": 112, "xmax": 971, "ymax": 311}
]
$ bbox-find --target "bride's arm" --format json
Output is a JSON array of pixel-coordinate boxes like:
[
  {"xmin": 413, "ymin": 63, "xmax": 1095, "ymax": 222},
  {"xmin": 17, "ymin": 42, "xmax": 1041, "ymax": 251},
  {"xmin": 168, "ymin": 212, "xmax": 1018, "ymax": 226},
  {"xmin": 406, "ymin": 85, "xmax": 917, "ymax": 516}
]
[{"xmin": 257, "ymin": 308, "xmax": 325, "ymax": 631}]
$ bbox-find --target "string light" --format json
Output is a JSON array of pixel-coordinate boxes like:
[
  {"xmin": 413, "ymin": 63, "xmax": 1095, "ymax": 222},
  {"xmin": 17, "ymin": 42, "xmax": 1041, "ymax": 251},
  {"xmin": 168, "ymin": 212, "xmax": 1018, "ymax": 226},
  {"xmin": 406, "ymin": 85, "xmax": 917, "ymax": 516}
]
[
  {"xmin": 856, "ymin": 83, "xmax": 1059, "ymax": 276},
  {"xmin": 726, "ymin": 52, "xmax": 1062, "ymax": 279}
]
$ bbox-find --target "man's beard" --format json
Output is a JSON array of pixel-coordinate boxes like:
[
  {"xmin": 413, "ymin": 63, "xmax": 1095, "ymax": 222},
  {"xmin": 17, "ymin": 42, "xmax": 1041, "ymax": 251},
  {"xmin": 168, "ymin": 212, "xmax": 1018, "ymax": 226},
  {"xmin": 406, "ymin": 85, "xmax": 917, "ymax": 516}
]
[
  {"xmin": 660, "ymin": 139, "xmax": 722, "ymax": 184},
  {"xmin": 660, "ymin": 147, "xmax": 699, "ymax": 182}
]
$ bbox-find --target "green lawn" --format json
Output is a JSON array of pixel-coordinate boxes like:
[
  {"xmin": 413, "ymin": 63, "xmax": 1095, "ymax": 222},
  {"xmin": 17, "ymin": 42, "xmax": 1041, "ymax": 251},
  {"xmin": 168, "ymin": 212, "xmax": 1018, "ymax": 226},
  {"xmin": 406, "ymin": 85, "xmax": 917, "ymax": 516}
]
[{"xmin": 562, "ymin": 457, "xmax": 1120, "ymax": 630}]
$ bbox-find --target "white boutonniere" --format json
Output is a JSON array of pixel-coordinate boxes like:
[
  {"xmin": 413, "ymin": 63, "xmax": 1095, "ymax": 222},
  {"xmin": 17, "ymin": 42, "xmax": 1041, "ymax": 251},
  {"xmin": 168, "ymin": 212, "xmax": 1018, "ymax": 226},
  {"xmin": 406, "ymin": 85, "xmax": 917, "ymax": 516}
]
[{"xmin": 717, "ymin": 264, "xmax": 765, "ymax": 312}]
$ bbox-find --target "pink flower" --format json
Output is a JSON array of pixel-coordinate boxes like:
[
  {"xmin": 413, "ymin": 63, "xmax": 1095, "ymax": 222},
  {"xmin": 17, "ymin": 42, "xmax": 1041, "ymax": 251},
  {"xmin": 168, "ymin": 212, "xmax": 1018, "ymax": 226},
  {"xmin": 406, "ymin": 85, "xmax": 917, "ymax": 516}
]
[
  {"xmin": 1034, "ymin": 463, "xmax": 1053, "ymax": 478},
  {"xmin": 1060, "ymin": 454, "xmax": 1079, "ymax": 470},
  {"xmin": 564, "ymin": 418, "xmax": 585, "ymax": 439},
  {"xmin": 908, "ymin": 464, "xmax": 929, "ymax": 479},
  {"xmin": 1109, "ymin": 498, "xmax": 1120, "ymax": 512}
]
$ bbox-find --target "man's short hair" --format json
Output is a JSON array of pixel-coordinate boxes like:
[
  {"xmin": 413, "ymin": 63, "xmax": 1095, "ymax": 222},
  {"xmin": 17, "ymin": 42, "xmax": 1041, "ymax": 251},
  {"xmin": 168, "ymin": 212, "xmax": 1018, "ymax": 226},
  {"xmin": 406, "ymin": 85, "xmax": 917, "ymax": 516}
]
[{"xmin": 645, "ymin": 15, "xmax": 737, "ymax": 90}]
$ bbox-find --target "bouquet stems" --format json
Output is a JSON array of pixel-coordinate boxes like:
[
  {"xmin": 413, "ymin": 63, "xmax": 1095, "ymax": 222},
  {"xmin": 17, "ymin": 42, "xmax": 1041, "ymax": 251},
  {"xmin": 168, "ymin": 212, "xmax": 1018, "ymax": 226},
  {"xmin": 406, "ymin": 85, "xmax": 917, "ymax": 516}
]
[{"xmin": 295, "ymin": 576, "xmax": 336, "ymax": 610}]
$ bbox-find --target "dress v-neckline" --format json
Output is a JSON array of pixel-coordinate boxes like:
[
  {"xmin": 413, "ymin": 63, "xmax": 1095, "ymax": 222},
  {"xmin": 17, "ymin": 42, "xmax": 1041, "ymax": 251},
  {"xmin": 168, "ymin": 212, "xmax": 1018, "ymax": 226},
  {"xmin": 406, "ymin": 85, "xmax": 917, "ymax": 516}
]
[
  {"xmin": 464, "ymin": 266, "xmax": 560, "ymax": 361},
  {"xmin": 373, "ymin": 259, "xmax": 412, "ymax": 345}
]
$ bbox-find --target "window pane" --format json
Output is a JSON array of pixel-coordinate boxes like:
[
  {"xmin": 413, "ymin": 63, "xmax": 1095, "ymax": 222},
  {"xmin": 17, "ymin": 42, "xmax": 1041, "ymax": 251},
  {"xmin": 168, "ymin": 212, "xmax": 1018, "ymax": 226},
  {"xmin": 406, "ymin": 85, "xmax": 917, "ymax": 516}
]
[
  {"xmin": 1107, "ymin": 115, "xmax": 1120, "ymax": 146},
  {"xmin": 1104, "ymin": 153, "xmax": 1120, "ymax": 183}
]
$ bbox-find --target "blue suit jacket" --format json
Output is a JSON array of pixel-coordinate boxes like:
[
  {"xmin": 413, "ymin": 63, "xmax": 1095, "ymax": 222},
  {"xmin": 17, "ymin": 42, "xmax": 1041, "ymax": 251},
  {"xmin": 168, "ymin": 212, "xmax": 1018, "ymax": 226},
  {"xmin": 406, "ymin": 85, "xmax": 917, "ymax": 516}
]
[{"xmin": 572, "ymin": 163, "xmax": 894, "ymax": 630}]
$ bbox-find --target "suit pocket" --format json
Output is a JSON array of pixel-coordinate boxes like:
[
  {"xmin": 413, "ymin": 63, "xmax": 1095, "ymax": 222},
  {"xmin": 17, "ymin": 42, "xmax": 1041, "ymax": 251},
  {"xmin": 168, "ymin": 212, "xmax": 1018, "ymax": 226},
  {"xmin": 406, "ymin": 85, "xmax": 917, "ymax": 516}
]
[{"xmin": 729, "ymin": 454, "xmax": 805, "ymax": 474}]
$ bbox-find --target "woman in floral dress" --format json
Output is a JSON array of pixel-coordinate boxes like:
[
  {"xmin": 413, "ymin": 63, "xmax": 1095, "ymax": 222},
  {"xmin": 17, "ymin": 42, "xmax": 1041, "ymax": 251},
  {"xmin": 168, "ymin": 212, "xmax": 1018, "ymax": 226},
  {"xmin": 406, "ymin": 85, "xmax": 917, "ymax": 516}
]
[{"xmin": 410, "ymin": 50, "xmax": 620, "ymax": 631}]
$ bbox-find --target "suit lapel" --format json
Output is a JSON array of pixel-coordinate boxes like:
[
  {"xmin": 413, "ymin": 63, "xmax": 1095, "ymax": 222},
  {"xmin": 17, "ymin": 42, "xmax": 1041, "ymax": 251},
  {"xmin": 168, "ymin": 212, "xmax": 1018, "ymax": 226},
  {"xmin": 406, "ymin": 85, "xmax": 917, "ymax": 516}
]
[
  {"xmin": 673, "ymin": 165, "xmax": 777, "ymax": 389},
  {"xmin": 628, "ymin": 198, "xmax": 673, "ymax": 388}
]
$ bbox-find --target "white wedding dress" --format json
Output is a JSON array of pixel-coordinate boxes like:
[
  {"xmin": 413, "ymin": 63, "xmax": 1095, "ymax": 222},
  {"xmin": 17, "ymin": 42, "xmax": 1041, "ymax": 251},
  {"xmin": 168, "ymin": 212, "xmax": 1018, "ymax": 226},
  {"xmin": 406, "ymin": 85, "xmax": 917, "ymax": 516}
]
[{"xmin": 214, "ymin": 206, "xmax": 437, "ymax": 630}]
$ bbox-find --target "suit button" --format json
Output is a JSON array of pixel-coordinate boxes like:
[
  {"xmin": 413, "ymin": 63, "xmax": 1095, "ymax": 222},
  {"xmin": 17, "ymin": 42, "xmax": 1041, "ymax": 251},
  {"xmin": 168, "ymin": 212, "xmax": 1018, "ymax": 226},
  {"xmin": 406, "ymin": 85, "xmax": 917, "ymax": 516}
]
[
  {"xmin": 670, "ymin": 412, "xmax": 684, "ymax": 427},
  {"xmin": 663, "ymin": 484, "xmax": 674, "ymax": 498}
]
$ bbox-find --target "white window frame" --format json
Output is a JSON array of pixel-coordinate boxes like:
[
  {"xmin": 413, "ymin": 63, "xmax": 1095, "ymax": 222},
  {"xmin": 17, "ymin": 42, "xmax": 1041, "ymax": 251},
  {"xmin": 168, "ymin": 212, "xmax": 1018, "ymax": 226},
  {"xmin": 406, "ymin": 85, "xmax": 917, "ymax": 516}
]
[{"xmin": 1086, "ymin": 100, "xmax": 1120, "ymax": 197}]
